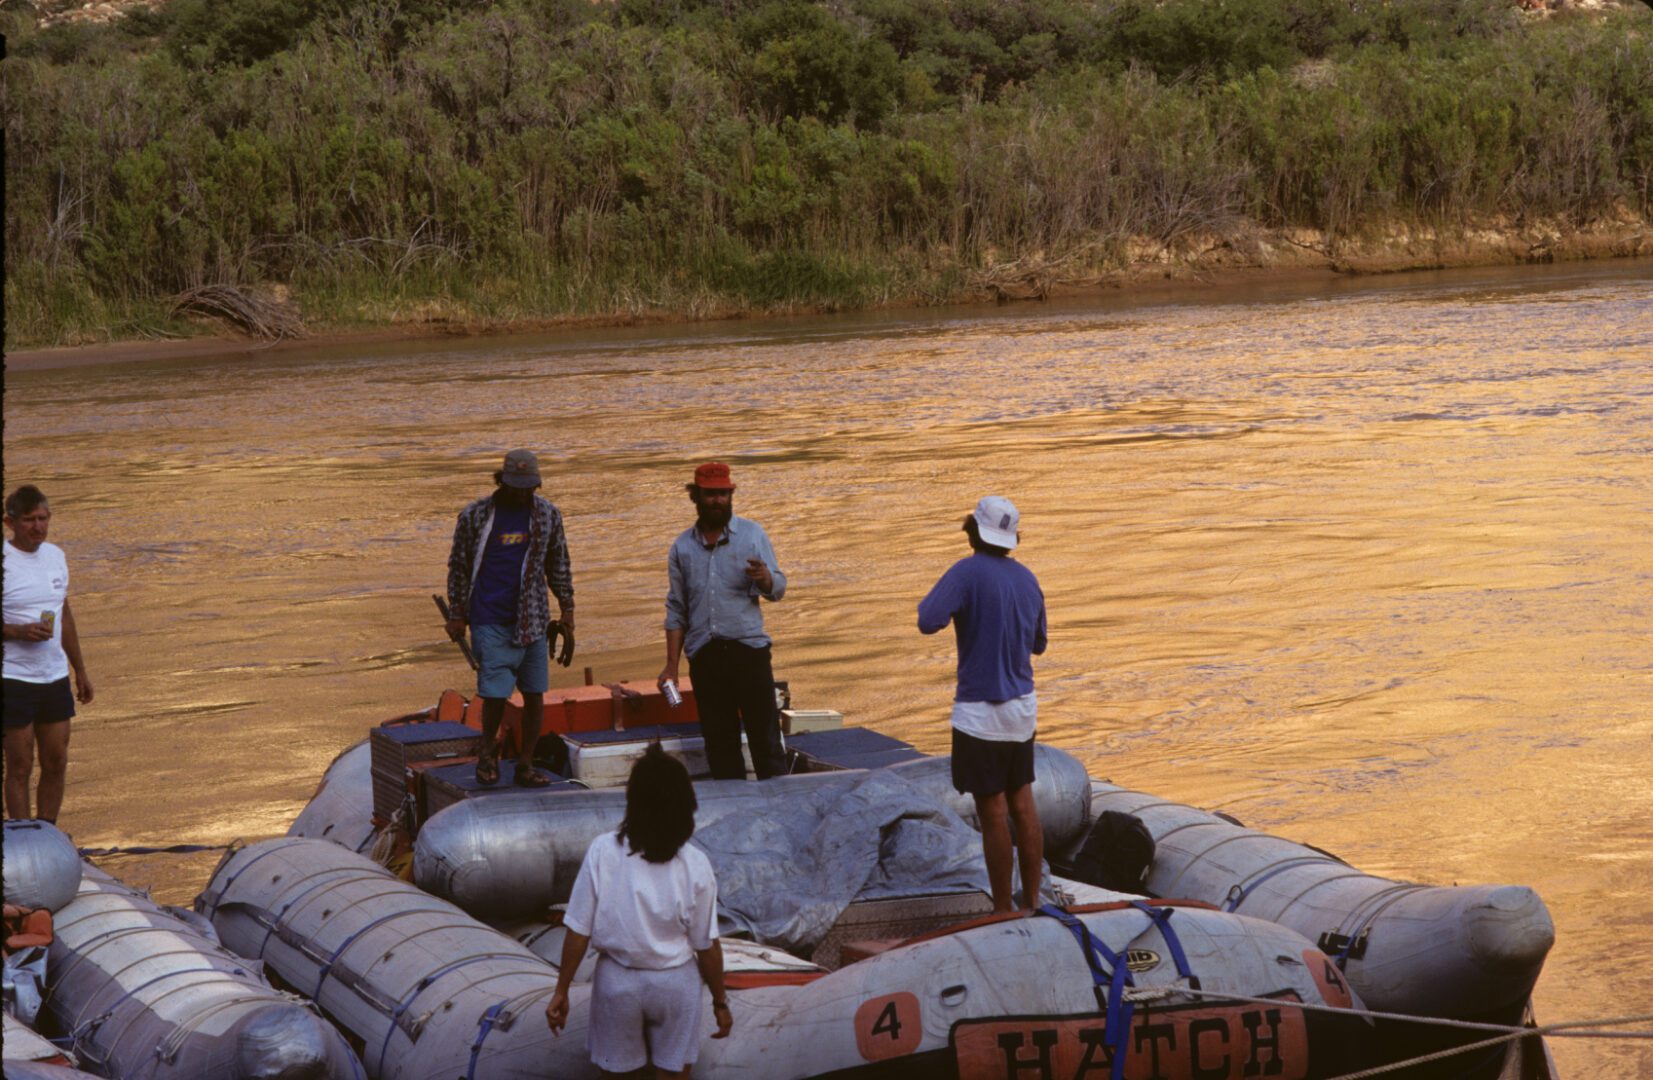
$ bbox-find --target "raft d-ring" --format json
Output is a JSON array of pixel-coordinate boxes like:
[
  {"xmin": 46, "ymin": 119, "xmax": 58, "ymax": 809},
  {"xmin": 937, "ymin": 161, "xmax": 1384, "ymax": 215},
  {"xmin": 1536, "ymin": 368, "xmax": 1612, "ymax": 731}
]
[{"xmin": 940, "ymin": 984, "xmax": 968, "ymax": 1007}]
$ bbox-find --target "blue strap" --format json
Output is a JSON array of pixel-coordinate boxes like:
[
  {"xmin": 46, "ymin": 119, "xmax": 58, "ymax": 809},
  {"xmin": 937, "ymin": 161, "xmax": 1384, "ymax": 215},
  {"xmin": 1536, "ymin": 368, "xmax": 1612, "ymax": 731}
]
[
  {"xmin": 72, "ymin": 967, "xmax": 247, "ymax": 1042},
  {"xmin": 1038, "ymin": 905, "xmax": 1134, "ymax": 1080},
  {"xmin": 1129, "ymin": 901, "xmax": 1200, "ymax": 990},
  {"xmin": 465, "ymin": 1001, "xmax": 509, "ymax": 1080},
  {"xmin": 198, "ymin": 841, "xmax": 295, "ymax": 917},
  {"xmin": 1332, "ymin": 926, "xmax": 1368, "ymax": 970},
  {"xmin": 314, "ymin": 908, "xmax": 424, "ymax": 999},
  {"xmin": 374, "ymin": 955, "xmax": 516, "ymax": 1072},
  {"xmin": 1222, "ymin": 857, "xmax": 1328, "ymax": 912},
  {"xmin": 256, "ymin": 871, "xmax": 363, "ymax": 959}
]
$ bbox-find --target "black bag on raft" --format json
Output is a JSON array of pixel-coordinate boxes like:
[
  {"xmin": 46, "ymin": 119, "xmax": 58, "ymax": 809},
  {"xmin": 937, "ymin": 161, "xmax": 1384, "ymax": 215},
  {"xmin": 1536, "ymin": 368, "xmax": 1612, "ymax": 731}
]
[{"xmin": 1067, "ymin": 810, "xmax": 1156, "ymax": 895}]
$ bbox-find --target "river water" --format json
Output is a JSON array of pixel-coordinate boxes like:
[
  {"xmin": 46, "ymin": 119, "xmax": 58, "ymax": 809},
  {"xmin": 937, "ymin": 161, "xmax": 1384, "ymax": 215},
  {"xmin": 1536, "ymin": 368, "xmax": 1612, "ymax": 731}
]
[{"xmin": 5, "ymin": 260, "xmax": 1650, "ymax": 1075}]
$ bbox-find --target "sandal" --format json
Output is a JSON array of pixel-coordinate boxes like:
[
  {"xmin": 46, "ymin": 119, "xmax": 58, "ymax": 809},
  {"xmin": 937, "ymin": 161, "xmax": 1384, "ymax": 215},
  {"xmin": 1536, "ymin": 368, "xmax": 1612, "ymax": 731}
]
[
  {"xmin": 475, "ymin": 754, "xmax": 500, "ymax": 787},
  {"xmin": 512, "ymin": 764, "xmax": 552, "ymax": 788}
]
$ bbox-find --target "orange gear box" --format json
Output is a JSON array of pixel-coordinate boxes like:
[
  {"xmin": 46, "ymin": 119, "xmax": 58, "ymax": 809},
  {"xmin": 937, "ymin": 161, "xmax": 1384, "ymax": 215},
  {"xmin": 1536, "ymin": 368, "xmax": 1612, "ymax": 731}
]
[{"xmin": 549, "ymin": 684, "xmax": 622, "ymax": 733}]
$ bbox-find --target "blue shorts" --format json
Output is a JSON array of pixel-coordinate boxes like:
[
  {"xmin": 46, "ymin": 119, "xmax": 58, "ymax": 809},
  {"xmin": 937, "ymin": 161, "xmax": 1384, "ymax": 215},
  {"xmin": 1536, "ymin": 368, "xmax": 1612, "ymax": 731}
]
[
  {"xmin": 470, "ymin": 624, "xmax": 548, "ymax": 699},
  {"xmin": 3, "ymin": 677, "xmax": 76, "ymax": 730}
]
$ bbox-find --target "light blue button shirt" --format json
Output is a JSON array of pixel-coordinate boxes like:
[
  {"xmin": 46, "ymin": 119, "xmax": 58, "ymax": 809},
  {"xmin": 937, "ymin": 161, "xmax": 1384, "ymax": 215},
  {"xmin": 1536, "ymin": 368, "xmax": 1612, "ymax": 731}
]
[{"xmin": 665, "ymin": 515, "xmax": 786, "ymax": 658}]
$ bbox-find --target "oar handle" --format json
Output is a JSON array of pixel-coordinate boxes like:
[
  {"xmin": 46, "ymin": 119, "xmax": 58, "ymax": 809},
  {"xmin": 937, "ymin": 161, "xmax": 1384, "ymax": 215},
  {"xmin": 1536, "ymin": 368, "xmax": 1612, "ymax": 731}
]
[{"xmin": 433, "ymin": 594, "xmax": 480, "ymax": 671}]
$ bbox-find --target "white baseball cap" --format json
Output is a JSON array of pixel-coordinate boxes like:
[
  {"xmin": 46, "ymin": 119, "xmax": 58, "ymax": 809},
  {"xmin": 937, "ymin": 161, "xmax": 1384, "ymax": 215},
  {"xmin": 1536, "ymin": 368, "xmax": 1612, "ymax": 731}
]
[{"xmin": 973, "ymin": 495, "xmax": 1020, "ymax": 550}]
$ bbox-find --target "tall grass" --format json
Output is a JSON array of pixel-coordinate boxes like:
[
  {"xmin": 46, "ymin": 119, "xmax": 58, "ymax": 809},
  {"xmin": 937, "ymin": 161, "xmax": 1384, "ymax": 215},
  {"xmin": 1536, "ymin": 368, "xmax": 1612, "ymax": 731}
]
[{"xmin": 4, "ymin": 0, "xmax": 1650, "ymax": 347}]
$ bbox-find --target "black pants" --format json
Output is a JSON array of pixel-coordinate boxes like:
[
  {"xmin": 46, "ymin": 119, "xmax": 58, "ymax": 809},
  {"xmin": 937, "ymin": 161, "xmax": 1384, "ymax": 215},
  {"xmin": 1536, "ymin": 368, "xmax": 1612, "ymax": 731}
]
[{"xmin": 689, "ymin": 640, "xmax": 784, "ymax": 780}]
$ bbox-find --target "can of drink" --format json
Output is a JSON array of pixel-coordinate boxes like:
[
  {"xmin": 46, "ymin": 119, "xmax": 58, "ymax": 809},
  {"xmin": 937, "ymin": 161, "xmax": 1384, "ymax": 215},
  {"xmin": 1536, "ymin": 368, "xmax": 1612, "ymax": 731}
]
[
  {"xmin": 41, "ymin": 611, "xmax": 55, "ymax": 634},
  {"xmin": 661, "ymin": 679, "xmax": 684, "ymax": 709}
]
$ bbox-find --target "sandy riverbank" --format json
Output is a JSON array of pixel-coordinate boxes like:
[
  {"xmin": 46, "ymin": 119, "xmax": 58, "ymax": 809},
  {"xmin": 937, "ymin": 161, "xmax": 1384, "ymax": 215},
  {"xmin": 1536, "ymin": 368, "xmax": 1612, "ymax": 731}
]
[{"xmin": 9, "ymin": 217, "xmax": 1647, "ymax": 372}]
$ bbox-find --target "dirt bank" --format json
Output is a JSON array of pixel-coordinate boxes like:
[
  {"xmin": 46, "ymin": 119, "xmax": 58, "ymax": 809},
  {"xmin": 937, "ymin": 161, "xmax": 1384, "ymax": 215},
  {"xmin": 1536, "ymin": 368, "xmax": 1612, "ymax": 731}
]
[{"xmin": 9, "ymin": 218, "xmax": 1648, "ymax": 372}]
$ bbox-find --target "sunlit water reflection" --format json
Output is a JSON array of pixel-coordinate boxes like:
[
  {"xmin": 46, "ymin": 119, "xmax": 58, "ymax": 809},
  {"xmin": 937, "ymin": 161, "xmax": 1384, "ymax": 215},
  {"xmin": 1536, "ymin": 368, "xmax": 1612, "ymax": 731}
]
[{"xmin": 6, "ymin": 260, "xmax": 1650, "ymax": 1075}]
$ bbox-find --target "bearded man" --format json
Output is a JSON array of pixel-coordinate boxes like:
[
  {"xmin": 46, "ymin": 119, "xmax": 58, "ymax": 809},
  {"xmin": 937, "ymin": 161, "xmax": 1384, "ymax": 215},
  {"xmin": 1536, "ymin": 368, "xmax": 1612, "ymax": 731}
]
[{"xmin": 658, "ymin": 462, "xmax": 787, "ymax": 780}]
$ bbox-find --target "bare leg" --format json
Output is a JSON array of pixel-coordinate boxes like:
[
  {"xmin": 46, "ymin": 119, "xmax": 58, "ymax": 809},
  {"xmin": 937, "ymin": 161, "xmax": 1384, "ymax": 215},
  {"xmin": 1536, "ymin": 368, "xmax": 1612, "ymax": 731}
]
[
  {"xmin": 480, "ymin": 698, "xmax": 505, "ymax": 751},
  {"xmin": 4, "ymin": 725, "xmax": 37, "ymax": 819},
  {"xmin": 974, "ymin": 792, "xmax": 1016, "ymax": 913},
  {"xmin": 477, "ymin": 697, "xmax": 505, "ymax": 782},
  {"xmin": 518, "ymin": 692, "xmax": 543, "ymax": 773},
  {"xmin": 1006, "ymin": 782, "xmax": 1044, "ymax": 910},
  {"xmin": 34, "ymin": 721, "xmax": 71, "ymax": 824}
]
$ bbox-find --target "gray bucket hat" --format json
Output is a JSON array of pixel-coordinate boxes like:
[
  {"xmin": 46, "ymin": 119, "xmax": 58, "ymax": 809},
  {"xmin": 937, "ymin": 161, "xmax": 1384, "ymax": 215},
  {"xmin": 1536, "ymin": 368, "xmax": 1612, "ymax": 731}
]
[{"xmin": 500, "ymin": 449, "xmax": 542, "ymax": 489}]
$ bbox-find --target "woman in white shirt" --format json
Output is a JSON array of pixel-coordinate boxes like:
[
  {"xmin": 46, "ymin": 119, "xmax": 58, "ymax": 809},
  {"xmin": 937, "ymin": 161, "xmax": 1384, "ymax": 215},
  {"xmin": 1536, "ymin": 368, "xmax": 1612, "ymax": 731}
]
[
  {"xmin": 546, "ymin": 743, "xmax": 730, "ymax": 1077},
  {"xmin": 4, "ymin": 485, "xmax": 94, "ymax": 825}
]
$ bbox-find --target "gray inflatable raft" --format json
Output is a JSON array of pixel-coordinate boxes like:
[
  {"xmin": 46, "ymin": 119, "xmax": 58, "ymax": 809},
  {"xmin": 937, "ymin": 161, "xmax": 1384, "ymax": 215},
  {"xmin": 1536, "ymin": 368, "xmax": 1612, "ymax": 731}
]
[
  {"xmin": 413, "ymin": 745, "xmax": 1093, "ymax": 919},
  {"xmin": 43, "ymin": 862, "xmax": 362, "ymax": 1079},
  {"xmin": 287, "ymin": 739, "xmax": 377, "ymax": 854},
  {"xmin": 3, "ymin": 1010, "xmax": 79, "ymax": 1070},
  {"xmin": 1072, "ymin": 783, "xmax": 1554, "ymax": 1022},
  {"xmin": 198, "ymin": 837, "xmax": 574, "ymax": 1080}
]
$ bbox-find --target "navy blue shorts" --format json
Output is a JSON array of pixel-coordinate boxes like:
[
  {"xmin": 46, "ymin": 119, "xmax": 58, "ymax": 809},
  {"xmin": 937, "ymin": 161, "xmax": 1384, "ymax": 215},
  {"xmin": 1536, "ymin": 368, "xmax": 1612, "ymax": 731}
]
[
  {"xmin": 950, "ymin": 728, "xmax": 1035, "ymax": 798},
  {"xmin": 3, "ymin": 677, "xmax": 76, "ymax": 730}
]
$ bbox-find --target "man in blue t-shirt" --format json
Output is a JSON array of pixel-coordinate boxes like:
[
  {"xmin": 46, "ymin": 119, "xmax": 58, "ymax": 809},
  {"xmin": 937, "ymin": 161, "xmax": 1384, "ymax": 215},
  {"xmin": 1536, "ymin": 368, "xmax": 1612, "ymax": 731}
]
[
  {"xmin": 918, "ymin": 496, "xmax": 1048, "ymax": 913},
  {"xmin": 445, "ymin": 449, "xmax": 575, "ymax": 788}
]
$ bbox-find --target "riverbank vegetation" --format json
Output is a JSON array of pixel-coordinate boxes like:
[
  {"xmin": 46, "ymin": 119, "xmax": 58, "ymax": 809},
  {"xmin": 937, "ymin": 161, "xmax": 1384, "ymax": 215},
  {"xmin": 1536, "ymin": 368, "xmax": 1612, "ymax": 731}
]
[{"xmin": 4, "ymin": 0, "xmax": 1651, "ymax": 347}]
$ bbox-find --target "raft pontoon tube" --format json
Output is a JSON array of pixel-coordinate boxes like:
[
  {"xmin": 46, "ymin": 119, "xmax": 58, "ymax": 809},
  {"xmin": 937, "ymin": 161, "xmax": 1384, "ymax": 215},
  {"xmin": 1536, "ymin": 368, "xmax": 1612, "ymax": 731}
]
[
  {"xmin": 4, "ymin": 819, "xmax": 84, "ymax": 913},
  {"xmin": 287, "ymin": 739, "xmax": 377, "ymax": 855},
  {"xmin": 203, "ymin": 837, "xmax": 1376, "ymax": 1080},
  {"xmin": 3, "ymin": 1009, "xmax": 80, "ymax": 1071},
  {"xmin": 412, "ymin": 745, "xmax": 1092, "ymax": 919},
  {"xmin": 198, "ymin": 837, "xmax": 581, "ymax": 1080},
  {"xmin": 1070, "ymin": 783, "xmax": 1555, "ymax": 1023},
  {"xmin": 43, "ymin": 863, "xmax": 362, "ymax": 1080}
]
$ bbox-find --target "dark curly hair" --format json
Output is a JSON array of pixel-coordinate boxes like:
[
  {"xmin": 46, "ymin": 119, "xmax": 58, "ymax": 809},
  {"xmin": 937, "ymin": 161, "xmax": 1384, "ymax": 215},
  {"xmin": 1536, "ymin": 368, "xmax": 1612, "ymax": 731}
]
[{"xmin": 617, "ymin": 743, "xmax": 698, "ymax": 863}]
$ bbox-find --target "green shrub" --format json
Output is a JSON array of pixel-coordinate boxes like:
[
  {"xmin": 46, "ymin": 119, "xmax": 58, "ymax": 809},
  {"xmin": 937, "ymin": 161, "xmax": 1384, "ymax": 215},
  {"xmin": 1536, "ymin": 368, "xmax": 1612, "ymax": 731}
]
[{"xmin": 4, "ymin": 0, "xmax": 1650, "ymax": 348}]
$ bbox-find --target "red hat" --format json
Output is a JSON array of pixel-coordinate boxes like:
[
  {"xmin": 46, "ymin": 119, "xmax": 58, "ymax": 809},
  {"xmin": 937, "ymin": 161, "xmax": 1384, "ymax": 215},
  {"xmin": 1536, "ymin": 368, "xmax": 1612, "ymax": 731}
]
[{"xmin": 693, "ymin": 462, "xmax": 735, "ymax": 490}]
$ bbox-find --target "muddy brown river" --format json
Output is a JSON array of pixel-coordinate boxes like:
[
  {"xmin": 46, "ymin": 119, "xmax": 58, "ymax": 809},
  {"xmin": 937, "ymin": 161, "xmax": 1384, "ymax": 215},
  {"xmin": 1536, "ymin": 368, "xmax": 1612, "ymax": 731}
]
[{"xmin": 5, "ymin": 260, "xmax": 1650, "ymax": 1075}]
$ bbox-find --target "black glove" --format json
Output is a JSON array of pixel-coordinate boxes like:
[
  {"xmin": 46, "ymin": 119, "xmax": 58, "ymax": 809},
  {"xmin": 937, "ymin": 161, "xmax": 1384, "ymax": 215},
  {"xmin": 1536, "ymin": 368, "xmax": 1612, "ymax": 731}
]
[{"xmin": 548, "ymin": 620, "xmax": 575, "ymax": 667}]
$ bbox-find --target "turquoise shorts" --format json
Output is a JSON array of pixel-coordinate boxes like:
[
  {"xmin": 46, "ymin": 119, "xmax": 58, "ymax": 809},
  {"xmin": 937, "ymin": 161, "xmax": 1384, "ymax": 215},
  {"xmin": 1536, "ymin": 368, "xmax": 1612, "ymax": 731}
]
[{"xmin": 470, "ymin": 623, "xmax": 548, "ymax": 699}]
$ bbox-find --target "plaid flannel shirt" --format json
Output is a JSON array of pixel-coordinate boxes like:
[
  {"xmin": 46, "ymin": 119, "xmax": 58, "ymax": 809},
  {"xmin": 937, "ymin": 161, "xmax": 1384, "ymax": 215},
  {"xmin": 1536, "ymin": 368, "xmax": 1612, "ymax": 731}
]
[{"xmin": 447, "ymin": 494, "xmax": 573, "ymax": 647}]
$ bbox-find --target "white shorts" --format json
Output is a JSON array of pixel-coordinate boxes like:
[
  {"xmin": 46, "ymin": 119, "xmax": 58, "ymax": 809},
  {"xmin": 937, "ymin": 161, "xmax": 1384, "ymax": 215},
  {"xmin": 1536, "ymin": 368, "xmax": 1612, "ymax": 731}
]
[{"xmin": 588, "ymin": 955, "xmax": 704, "ymax": 1073}]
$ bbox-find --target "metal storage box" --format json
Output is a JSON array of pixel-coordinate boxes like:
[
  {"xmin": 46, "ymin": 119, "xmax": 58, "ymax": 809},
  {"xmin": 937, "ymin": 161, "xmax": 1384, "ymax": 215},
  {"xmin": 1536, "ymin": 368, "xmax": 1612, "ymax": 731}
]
[
  {"xmin": 780, "ymin": 708, "xmax": 843, "ymax": 734},
  {"xmin": 368, "ymin": 721, "xmax": 482, "ymax": 824},
  {"xmin": 562, "ymin": 723, "xmax": 758, "ymax": 787}
]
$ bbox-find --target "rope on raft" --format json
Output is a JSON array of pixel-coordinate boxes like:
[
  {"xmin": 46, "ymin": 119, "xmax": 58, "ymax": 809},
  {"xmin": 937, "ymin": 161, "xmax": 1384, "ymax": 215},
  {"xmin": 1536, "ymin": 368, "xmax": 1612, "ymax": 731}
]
[{"xmin": 1161, "ymin": 984, "xmax": 1652, "ymax": 1079}]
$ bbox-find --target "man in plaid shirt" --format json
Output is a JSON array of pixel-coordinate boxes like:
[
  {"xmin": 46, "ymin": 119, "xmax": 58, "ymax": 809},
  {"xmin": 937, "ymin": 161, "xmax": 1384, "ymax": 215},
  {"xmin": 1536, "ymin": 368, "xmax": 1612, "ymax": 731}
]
[{"xmin": 445, "ymin": 449, "xmax": 574, "ymax": 787}]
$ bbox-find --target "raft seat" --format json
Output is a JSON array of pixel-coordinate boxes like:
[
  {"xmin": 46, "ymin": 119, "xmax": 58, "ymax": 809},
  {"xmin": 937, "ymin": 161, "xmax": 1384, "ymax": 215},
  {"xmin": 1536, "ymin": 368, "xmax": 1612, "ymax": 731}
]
[
  {"xmin": 423, "ymin": 760, "xmax": 584, "ymax": 819},
  {"xmin": 785, "ymin": 728, "xmax": 926, "ymax": 773}
]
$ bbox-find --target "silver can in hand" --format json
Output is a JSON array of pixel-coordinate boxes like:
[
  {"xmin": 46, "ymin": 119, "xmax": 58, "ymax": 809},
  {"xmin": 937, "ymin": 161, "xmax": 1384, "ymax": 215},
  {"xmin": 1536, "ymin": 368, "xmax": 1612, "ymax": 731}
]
[{"xmin": 661, "ymin": 679, "xmax": 684, "ymax": 709}]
